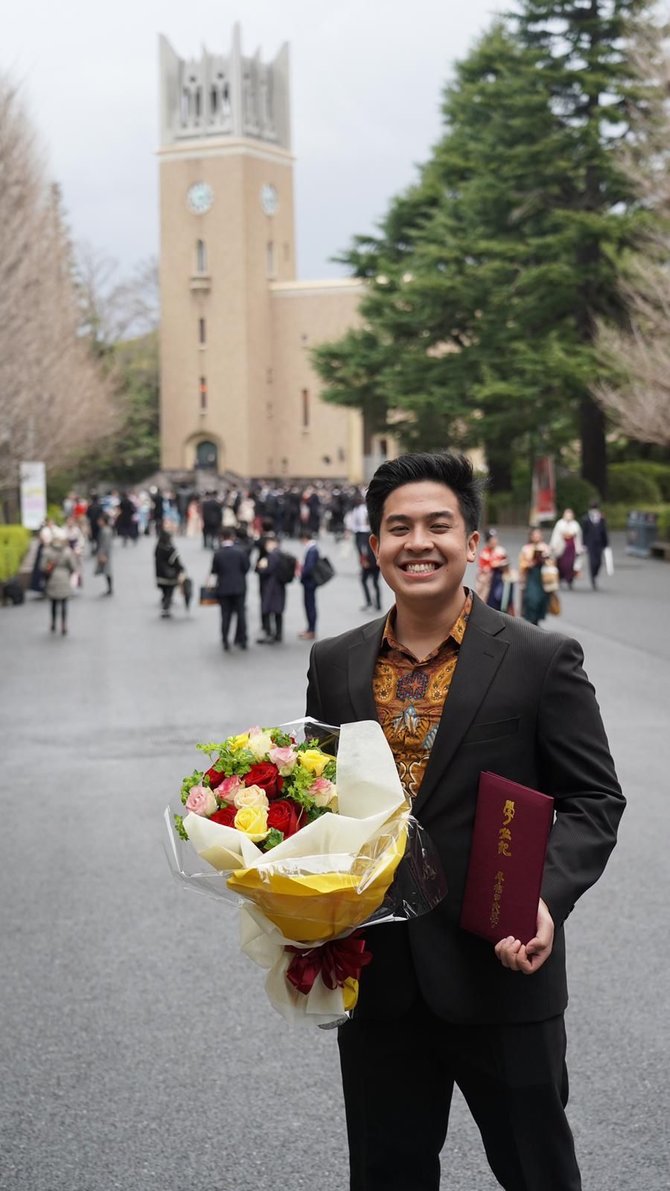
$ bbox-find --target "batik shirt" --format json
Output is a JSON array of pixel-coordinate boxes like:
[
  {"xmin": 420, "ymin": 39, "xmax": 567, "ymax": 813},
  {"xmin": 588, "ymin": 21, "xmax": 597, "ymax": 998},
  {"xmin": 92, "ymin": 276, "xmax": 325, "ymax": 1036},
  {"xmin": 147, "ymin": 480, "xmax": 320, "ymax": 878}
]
[{"xmin": 372, "ymin": 591, "xmax": 473, "ymax": 801}]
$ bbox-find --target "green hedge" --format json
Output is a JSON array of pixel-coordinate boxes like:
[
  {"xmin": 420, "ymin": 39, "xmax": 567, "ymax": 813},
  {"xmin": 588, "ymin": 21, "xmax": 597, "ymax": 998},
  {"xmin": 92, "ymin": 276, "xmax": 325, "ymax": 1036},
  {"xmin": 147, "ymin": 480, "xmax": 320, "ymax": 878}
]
[
  {"xmin": 0, "ymin": 525, "xmax": 31, "ymax": 583},
  {"xmin": 555, "ymin": 475, "xmax": 599, "ymax": 517},
  {"xmin": 607, "ymin": 463, "xmax": 663, "ymax": 504},
  {"xmin": 656, "ymin": 508, "xmax": 670, "ymax": 541},
  {"xmin": 602, "ymin": 502, "xmax": 669, "ymax": 532}
]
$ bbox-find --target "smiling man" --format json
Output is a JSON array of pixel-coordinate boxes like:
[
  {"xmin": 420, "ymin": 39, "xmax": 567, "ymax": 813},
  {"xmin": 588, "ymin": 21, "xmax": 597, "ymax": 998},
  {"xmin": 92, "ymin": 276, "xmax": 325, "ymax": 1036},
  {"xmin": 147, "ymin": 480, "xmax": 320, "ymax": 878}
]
[{"xmin": 305, "ymin": 452, "xmax": 624, "ymax": 1191}]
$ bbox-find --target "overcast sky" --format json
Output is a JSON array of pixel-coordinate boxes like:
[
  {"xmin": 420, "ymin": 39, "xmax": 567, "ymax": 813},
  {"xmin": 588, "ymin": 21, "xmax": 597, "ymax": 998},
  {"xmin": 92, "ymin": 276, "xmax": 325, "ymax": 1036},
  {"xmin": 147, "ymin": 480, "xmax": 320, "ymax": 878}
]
[{"xmin": 4, "ymin": 0, "xmax": 506, "ymax": 282}]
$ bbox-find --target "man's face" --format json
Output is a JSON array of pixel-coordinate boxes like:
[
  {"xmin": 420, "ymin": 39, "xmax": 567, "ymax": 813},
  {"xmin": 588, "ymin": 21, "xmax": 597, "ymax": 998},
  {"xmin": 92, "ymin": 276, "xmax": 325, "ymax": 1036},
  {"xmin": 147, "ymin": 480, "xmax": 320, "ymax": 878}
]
[{"xmin": 370, "ymin": 481, "xmax": 479, "ymax": 605}]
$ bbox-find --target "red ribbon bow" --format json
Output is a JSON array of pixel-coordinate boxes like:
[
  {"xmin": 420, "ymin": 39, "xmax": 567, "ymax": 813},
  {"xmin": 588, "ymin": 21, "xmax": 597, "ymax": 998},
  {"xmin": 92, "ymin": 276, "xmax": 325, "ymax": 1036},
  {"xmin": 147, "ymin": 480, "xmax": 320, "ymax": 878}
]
[{"xmin": 285, "ymin": 931, "xmax": 373, "ymax": 996}]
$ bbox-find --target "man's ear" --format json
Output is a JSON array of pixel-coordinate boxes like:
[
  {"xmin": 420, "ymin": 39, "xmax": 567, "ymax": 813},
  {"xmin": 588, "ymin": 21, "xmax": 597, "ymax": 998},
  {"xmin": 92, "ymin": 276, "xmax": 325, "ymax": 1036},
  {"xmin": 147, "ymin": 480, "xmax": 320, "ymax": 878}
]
[
  {"xmin": 467, "ymin": 530, "xmax": 480, "ymax": 562},
  {"xmin": 369, "ymin": 533, "xmax": 379, "ymax": 561}
]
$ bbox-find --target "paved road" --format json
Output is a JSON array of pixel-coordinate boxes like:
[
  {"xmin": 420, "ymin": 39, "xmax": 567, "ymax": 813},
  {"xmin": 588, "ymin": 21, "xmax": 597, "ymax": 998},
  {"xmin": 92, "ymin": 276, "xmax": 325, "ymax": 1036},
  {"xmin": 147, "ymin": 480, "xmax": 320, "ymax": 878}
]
[{"xmin": 1, "ymin": 528, "xmax": 668, "ymax": 1191}]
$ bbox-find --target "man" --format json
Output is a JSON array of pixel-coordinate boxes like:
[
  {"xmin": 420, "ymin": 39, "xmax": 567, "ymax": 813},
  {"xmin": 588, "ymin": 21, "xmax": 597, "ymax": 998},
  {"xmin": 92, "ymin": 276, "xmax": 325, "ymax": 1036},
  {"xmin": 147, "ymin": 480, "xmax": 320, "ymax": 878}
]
[
  {"xmin": 211, "ymin": 527, "xmax": 250, "ymax": 651},
  {"xmin": 298, "ymin": 529, "xmax": 320, "ymax": 640},
  {"xmin": 580, "ymin": 499, "xmax": 609, "ymax": 590},
  {"xmin": 305, "ymin": 452, "xmax": 624, "ymax": 1191},
  {"xmin": 201, "ymin": 491, "xmax": 223, "ymax": 550}
]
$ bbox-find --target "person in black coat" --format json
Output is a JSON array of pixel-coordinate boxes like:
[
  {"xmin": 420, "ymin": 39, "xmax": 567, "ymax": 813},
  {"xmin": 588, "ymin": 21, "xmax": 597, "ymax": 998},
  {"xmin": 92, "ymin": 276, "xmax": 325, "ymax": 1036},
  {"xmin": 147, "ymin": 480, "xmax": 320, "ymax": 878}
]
[
  {"xmin": 115, "ymin": 492, "xmax": 138, "ymax": 546},
  {"xmin": 211, "ymin": 527, "xmax": 250, "ymax": 650},
  {"xmin": 580, "ymin": 499, "xmax": 609, "ymax": 589},
  {"xmin": 86, "ymin": 493, "xmax": 103, "ymax": 555},
  {"xmin": 306, "ymin": 452, "xmax": 624, "ymax": 1191},
  {"xmin": 154, "ymin": 528, "xmax": 183, "ymax": 618},
  {"xmin": 200, "ymin": 492, "xmax": 223, "ymax": 549},
  {"xmin": 256, "ymin": 533, "xmax": 286, "ymax": 644}
]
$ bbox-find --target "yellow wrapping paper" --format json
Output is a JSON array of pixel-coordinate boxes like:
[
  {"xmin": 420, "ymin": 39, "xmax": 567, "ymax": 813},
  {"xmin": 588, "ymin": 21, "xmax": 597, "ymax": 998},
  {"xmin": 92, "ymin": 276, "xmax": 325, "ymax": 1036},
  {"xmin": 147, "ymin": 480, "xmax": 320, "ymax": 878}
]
[{"xmin": 227, "ymin": 820, "xmax": 408, "ymax": 942}]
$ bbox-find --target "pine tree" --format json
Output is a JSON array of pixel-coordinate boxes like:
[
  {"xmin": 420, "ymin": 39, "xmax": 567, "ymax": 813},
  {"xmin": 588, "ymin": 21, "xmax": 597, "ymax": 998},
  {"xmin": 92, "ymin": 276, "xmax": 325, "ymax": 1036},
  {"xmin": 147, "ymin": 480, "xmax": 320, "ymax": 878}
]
[
  {"xmin": 511, "ymin": 0, "xmax": 658, "ymax": 493},
  {"xmin": 314, "ymin": 3, "xmax": 661, "ymax": 495}
]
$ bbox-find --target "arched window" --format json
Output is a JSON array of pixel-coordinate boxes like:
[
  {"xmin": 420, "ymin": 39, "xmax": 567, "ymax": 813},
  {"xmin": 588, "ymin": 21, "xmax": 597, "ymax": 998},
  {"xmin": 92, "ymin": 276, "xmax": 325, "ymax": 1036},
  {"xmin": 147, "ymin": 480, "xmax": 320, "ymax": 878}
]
[{"xmin": 196, "ymin": 239, "xmax": 207, "ymax": 273}]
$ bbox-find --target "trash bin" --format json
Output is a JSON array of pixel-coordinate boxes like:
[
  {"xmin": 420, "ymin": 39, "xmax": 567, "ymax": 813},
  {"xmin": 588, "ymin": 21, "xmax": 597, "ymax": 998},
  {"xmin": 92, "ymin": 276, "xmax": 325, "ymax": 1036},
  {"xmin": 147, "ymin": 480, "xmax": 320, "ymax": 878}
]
[{"xmin": 625, "ymin": 511, "xmax": 658, "ymax": 558}]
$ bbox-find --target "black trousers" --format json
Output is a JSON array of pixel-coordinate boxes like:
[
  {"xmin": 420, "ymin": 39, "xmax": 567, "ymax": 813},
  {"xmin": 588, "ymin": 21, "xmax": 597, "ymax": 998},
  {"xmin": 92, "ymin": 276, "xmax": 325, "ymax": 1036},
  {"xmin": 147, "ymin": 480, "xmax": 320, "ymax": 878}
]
[
  {"xmin": 338, "ymin": 998, "xmax": 581, "ymax": 1191},
  {"xmin": 219, "ymin": 594, "xmax": 246, "ymax": 646}
]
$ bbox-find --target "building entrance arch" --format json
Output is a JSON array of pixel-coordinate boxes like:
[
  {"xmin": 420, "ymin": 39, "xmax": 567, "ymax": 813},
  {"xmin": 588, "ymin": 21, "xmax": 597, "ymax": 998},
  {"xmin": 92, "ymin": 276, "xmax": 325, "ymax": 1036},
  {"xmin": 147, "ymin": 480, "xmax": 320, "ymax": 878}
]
[{"xmin": 195, "ymin": 440, "xmax": 219, "ymax": 471}]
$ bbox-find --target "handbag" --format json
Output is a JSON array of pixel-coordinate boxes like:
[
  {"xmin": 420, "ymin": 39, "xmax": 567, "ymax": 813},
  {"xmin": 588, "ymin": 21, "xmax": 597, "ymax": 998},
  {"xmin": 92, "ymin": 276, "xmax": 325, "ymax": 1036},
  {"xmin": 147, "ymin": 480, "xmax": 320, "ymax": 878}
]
[
  {"xmin": 548, "ymin": 591, "xmax": 561, "ymax": 616},
  {"xmin": 199, "ymin": 584, "xmax": 219, "ymax": 606},
  {"xmin": 311, "ymin": 556, "xmax": 335, "ymax": 586},
  {"xmin": 540, "ymin": 561, "xmax": 559, "ymax": 592}
]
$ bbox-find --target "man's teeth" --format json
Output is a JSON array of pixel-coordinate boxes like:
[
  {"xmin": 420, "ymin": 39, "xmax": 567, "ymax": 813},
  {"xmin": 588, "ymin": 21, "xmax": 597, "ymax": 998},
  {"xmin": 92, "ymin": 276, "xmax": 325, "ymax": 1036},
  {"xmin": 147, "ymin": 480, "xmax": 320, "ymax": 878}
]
[{"xmin": 405, "ymin": 563, "xmax": 438, "ymax": 573}]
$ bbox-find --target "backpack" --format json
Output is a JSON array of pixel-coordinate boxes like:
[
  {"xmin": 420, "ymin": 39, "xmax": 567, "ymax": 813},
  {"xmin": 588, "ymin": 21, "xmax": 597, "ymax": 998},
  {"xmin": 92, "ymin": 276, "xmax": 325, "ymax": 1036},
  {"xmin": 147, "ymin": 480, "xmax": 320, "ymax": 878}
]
[
  {"xmin": 276, "ymin": 550, "xmax": 297, "ymax": 585},
  {"xmin": 2, "ymin": 579, "xmax": 25, "ymax": 606}
]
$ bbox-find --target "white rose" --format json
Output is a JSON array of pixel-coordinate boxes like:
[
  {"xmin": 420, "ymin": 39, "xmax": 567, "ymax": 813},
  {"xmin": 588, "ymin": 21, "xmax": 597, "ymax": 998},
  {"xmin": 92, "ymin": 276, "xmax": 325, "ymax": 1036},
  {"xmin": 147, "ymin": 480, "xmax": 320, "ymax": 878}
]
[
  {"xmin": 247, "ymin": 731, "xmax": 275, "ymax": 760},
  {"xmin": 233, "ymin": 784, "xmax": 270, "ymax": 811}
]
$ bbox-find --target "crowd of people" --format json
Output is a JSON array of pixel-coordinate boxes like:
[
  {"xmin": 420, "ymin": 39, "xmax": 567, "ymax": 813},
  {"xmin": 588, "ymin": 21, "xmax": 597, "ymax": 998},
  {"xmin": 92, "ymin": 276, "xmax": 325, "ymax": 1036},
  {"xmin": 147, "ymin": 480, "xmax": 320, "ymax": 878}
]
[
  {"xmin": 28, "ymin": 479, "xmax": 377, "ymax": 643},
  {"xmin": 28, "ymin": 479, "xmax": 611, "ymax": 641},
  {"xmin": 475, "ymin": 500, "xmax": 610, "ymax": 626}
]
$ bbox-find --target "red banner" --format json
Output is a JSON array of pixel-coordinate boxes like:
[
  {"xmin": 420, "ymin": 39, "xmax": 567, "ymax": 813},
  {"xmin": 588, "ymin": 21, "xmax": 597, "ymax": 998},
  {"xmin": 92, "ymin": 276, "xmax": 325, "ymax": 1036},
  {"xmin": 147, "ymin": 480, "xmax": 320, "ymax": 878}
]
[{"xmin": 530, "ymin": 456, "xmax": 556, "ymax": 523}]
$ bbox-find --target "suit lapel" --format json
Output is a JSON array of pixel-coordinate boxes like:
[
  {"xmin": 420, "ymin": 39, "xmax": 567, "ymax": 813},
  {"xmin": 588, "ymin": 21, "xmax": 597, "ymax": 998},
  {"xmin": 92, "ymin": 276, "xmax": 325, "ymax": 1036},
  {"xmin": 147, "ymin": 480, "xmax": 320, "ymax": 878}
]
[
  {"xmin": 346, "ymin": 616, "xmax": 386, "ymax": 721},
  {"xmin": 412, "ymin": 599, "xmax": 509, "ymax": 817}
]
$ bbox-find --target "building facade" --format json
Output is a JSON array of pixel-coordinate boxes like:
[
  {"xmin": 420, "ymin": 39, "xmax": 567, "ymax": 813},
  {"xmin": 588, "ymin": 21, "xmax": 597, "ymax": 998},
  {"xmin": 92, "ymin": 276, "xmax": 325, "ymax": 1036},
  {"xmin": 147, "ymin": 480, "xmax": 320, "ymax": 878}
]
[{"xmin": 158, "ymin": 26, "xmax": 367, "ymax": 483}]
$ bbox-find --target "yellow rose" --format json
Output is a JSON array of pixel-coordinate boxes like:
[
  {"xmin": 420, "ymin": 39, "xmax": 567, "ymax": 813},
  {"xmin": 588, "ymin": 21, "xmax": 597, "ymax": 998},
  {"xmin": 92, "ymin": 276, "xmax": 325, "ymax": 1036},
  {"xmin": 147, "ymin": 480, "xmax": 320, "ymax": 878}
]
[
  {"xmin": 343, "ymin": 978, "xmax": 359, "ymax": 1013},
  {"xmin": 297, "ymin": 747, "xmax": 332, "ymax": 778},
  {"xmin": 234, "ymin": 804, "xmax": 269, "ymax": 842},
  {"xmin": 228, "ymin": 732, "xmax": 250, "ymax": 751}
]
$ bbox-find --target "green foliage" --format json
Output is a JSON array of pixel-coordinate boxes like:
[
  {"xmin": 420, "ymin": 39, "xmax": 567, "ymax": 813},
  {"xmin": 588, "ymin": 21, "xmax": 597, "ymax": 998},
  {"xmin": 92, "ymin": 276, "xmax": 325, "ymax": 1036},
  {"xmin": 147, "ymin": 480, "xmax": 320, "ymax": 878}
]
[
  {"xmin": 62, "ymin": 331, "xmax": 160, "ymax": 490},
  {"xmin": 602, "ymin": 501, "xmax": 666, "ymax": 529},
  {"xmin": 618, "ymin": 461, "xmax": 670, "ymax": 501},
  {"xmin": 313, "ymin": 2, "xmax": 660, "ymax": 492},
  {"xmin": 173, "ymin": 814, "xmax": 189, "ymax": 841},
  {"xmin": 656, "ymin": 508, "xmax": 670, "ymax": 541},
  {"xmin": 607, "ymin": 463, "xmax": 662, "ymax": 503},
  {"xmin": 555, "ymin": 475, "xmax": 600, "ymax": 517},
  {"xmin": 0, "ymin": 525, "xmax": 31, "ymax": 582},
  {"xmin": 180, "ymin": 771, "xmax": 205, "ymax": 806}
]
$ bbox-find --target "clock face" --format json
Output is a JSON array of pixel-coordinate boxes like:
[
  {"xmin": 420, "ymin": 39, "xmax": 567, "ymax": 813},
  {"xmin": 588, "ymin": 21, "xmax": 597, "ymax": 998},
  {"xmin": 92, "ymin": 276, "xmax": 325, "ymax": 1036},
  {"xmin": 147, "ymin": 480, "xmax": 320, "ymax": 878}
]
[
  {"xmin": 187, "ymin": 182, "xmax": 214, "ymax": 215},
  {"xmin": 260, "ymin": 183, "xmax": 278, "ymax": 216}
]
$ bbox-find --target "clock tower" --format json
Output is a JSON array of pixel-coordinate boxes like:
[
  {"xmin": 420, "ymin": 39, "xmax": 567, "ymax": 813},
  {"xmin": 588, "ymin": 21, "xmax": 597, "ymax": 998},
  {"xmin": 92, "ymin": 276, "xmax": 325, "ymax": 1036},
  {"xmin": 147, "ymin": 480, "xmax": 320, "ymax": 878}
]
[
  {"xmin": 158, "ymin": 24, "xmax": 296, "ymax": 477},
  {"xmin": 158, "ymin": 26, "xmax": 366, "ymax": 483}
]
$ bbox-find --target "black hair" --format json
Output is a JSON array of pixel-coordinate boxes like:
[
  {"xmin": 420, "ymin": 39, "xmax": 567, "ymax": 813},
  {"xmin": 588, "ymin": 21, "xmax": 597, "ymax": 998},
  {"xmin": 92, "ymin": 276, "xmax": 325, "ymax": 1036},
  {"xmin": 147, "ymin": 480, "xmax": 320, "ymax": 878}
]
[{"xmin": 365, "ymin": 452, "xmax": 485, "ymax": 537}]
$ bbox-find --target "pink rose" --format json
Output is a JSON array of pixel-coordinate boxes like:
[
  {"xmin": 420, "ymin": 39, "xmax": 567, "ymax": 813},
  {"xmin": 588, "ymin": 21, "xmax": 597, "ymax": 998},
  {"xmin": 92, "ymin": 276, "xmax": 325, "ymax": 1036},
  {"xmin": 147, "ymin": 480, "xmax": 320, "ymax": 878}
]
[
  {"xmin": 269, "ymin": 746, "xmax": 298, "ymax": 775},
  {"xmin": 217, "ymin": 775, "xmax": 243, "ymax": 802},
  {"xmin": 185, "ymin": 784, "xmax": 218, "ymax": 817},
  {"xmin": 309, "ymin": 778, "xmax": 337, "ymax": 808}
]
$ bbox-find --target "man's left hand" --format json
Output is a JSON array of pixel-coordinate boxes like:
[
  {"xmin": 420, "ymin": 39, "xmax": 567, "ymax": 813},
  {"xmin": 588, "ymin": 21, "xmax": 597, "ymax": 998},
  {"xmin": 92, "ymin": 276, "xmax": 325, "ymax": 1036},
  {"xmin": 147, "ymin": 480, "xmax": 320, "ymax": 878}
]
[{"xmin": 494, "ymin": 898, "xmax": 555, "ymax": 975}]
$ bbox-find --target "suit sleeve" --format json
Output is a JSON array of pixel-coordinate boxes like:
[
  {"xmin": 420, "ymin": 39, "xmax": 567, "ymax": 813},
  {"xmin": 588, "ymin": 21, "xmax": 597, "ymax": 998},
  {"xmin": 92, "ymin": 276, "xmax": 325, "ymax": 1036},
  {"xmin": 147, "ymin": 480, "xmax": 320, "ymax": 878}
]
[
  {"xmin": 305, "ymin": 644, "xmax": 325, "ymax": 720},
  {"xmin": 537, "ymin": 636, "xmax": 625, "ymax": 928}
]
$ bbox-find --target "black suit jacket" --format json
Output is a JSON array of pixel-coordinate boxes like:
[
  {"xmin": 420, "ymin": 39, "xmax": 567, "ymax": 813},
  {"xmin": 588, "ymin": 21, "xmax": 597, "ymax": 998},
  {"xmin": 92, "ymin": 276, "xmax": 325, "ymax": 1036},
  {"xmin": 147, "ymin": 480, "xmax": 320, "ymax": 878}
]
[
  {"xmin": 306, "ymin": 594, "xmax": 624, "ymax": 1025},
  {"xmin": 211, "ymin": 544, "xmax": 249, "ymax": 596}
]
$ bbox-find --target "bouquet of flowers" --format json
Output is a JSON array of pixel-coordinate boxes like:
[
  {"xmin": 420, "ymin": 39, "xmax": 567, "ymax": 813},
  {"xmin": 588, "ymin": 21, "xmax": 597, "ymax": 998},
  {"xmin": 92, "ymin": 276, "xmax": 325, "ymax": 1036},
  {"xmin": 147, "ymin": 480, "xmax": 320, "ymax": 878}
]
[{"xmin": 165, "ymin": 718, "xmax": 446, "ymax": 1026}]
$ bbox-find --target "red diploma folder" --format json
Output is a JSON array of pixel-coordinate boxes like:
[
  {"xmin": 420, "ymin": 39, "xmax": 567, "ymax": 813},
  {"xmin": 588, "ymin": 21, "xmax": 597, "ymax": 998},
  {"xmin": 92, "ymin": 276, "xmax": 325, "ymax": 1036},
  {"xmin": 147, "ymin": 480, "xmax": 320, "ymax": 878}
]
[{"xmin": 460, "ymin": 772, "xmax": 554, "ymax": 945}]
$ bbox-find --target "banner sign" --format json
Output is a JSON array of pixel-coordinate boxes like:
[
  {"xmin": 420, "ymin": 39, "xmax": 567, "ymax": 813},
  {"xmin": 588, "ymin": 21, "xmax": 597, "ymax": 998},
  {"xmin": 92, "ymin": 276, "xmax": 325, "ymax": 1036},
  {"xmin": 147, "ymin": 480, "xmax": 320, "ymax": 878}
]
[
  {"xmin": 20, "ymin": 461, "xmax": 47, "ymax": 530},
  {"xmin": 530, "ymin": 456, "xmax": 556, "ymax": 524}
]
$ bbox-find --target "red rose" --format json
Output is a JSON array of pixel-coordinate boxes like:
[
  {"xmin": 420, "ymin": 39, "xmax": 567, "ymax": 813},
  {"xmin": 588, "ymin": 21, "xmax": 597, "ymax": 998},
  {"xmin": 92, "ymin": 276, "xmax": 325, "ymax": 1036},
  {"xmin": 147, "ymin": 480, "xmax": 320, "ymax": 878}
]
[
  {"xmin": 210, "ymin": 804, "xmax": 237, "ymax": 827},
  {"xmin": 267, "ymin": 799, "xmax": 303, "ymax": 839},
  {"xmin": 245, "ymin": 762, "xmax": 284, "ymax": 800},
  {"xmin": 204, "ymin": 764, "xmax": 225, "ymax": 789}
]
